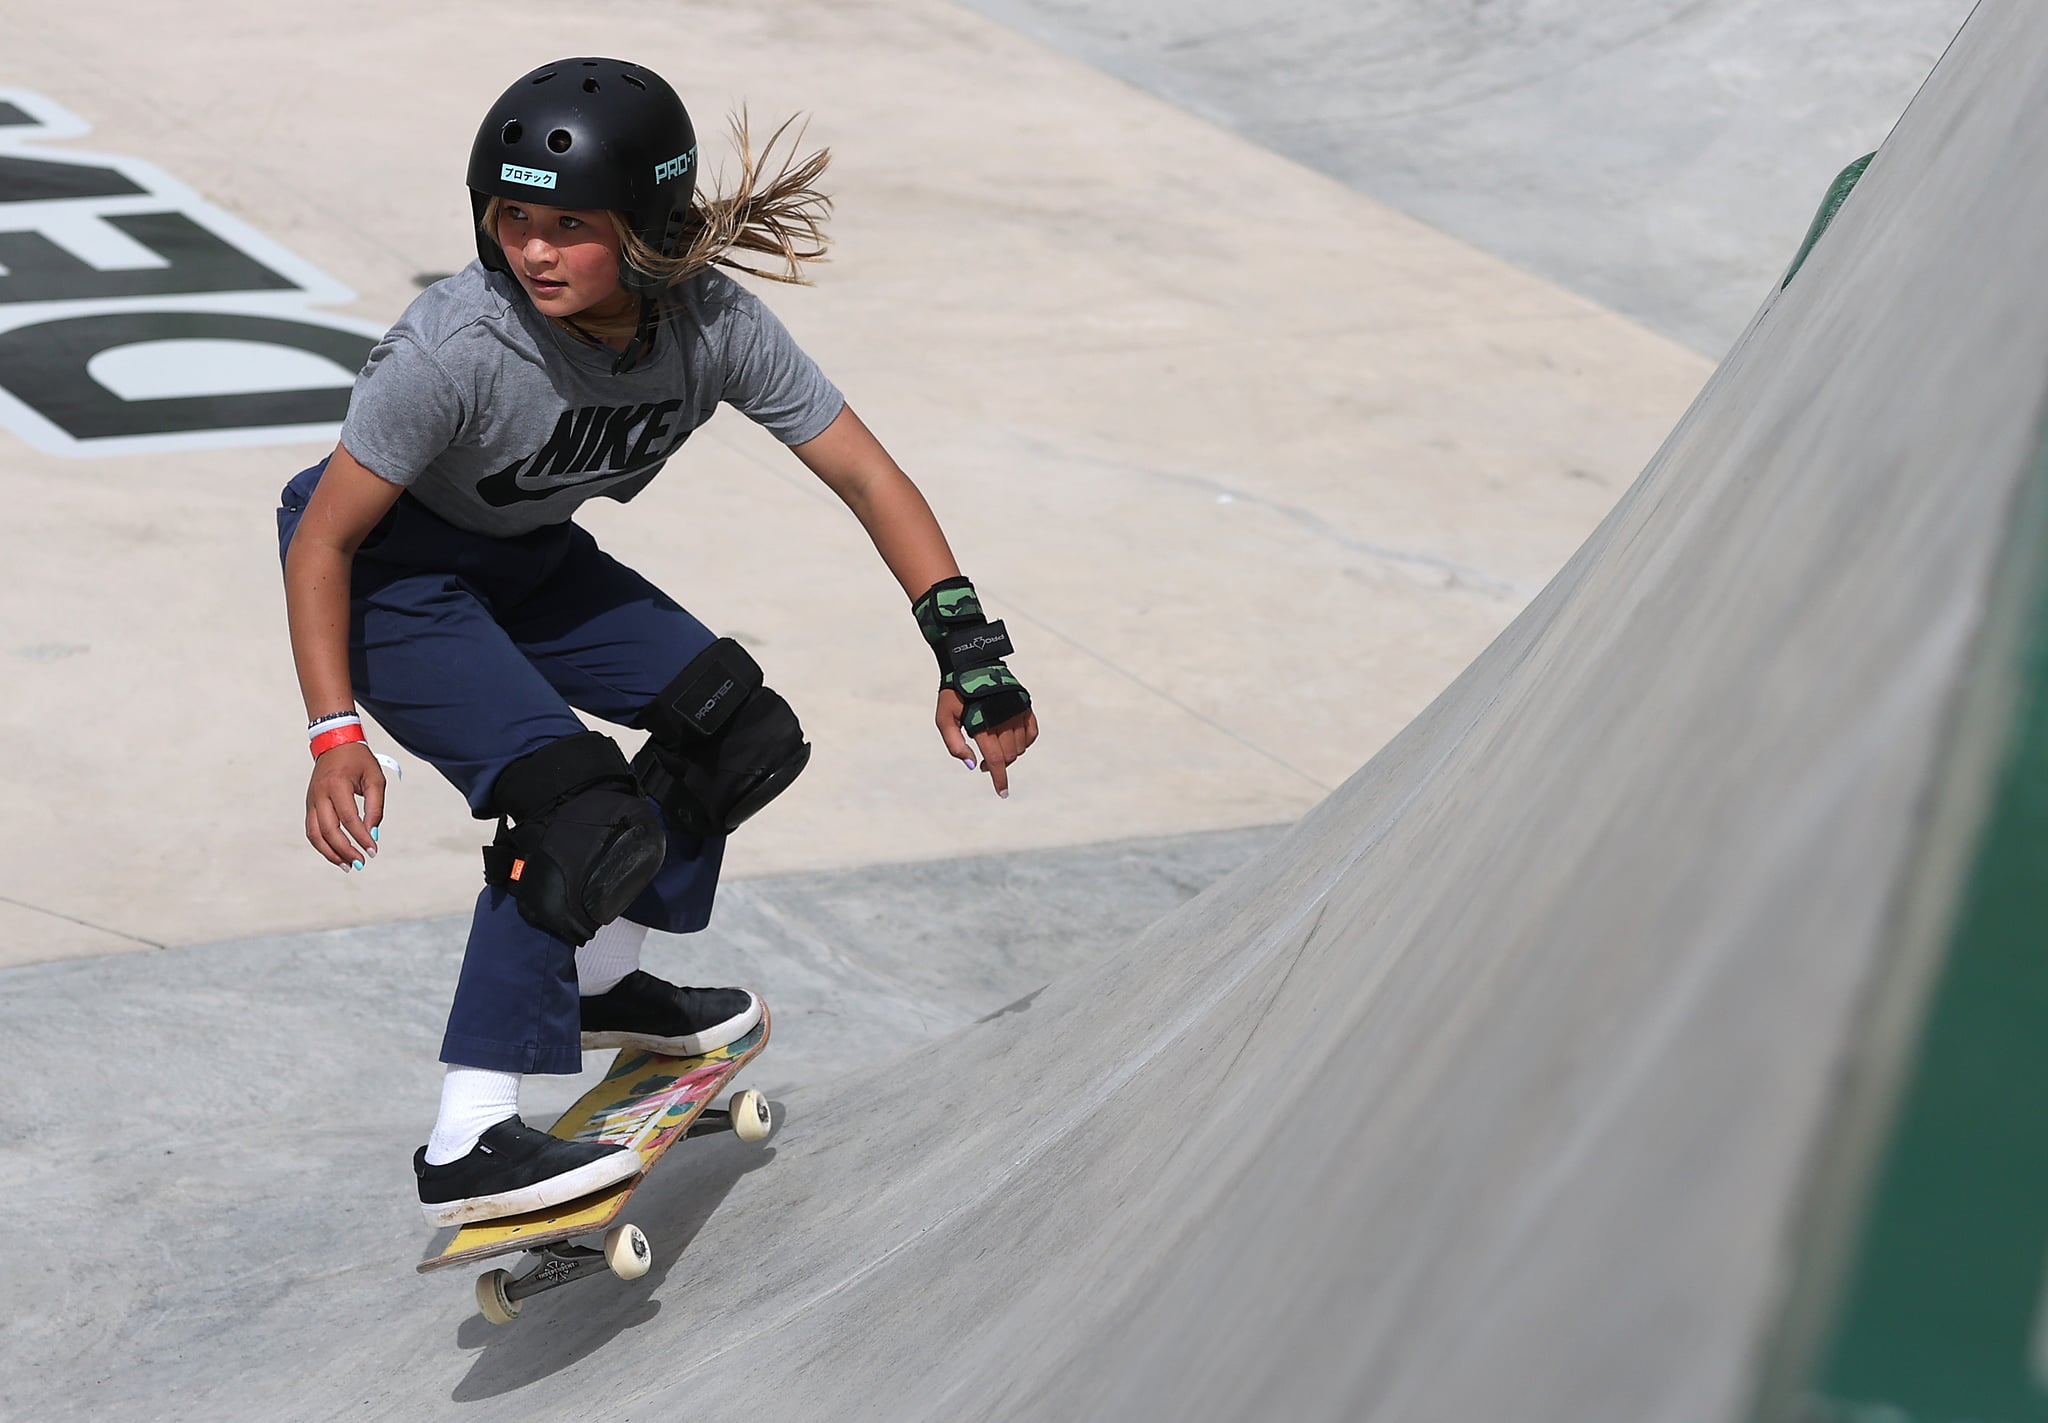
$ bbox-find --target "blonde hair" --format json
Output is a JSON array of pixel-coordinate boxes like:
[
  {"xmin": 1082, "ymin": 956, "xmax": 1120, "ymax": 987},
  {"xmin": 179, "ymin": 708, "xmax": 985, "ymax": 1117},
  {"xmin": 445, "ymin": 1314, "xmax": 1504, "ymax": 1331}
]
[{"xmin": 481, "ymin": 111, "xmax": 831, "ymax": 290}]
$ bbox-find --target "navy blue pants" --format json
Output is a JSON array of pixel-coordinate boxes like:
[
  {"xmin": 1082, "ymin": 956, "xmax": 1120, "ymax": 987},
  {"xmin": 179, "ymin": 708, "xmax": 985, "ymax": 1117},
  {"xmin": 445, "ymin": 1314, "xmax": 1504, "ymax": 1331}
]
[{"xmin": 277, "ymin": 460, "xmax": 725, "ymax": 1074}]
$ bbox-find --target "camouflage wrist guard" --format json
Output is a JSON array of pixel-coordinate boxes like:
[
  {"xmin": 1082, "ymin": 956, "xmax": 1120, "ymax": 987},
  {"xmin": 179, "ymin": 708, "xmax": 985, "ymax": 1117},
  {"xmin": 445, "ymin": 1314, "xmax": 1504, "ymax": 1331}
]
[{"xmin": 911, "ymin": 576, "xmax": 1033, "ymax": 735}]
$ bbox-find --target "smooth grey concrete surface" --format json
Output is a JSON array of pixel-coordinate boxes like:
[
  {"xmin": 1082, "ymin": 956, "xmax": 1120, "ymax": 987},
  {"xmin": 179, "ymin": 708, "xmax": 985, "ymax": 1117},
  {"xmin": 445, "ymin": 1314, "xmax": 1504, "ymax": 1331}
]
[
  {"xmin": 2, "ymin": 3, "xmax": 2037, "ymax": 1419},
  {"xmin": 0, "ymin": 823, "xmax": 1282, "ymax": 1421},
  {"xmin": 961, "ymin": 0, "xmax": 1978, "ymax": 355}
]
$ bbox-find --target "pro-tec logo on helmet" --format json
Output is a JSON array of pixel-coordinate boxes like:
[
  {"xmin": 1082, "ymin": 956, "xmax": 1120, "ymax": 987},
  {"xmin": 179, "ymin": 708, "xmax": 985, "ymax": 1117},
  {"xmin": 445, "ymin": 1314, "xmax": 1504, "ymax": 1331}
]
[
  {"xmin": 501, "ymin": 164, "xmax": 558, "ymax": 189},
  {"xmin": 653, "ymin": 147, "xmax": 697, "ymax": 184}
]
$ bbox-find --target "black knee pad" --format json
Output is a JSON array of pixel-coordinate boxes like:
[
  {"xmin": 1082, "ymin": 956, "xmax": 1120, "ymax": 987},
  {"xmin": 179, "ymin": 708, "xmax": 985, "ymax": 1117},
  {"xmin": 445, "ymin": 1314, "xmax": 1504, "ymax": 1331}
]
[
  {"xmin": 631, "ymin": 637, "xmax": 811, "ymax": 836},
  {"xmin": 482, "ymin": 731, "xmax": 666, "ymax": 947}
]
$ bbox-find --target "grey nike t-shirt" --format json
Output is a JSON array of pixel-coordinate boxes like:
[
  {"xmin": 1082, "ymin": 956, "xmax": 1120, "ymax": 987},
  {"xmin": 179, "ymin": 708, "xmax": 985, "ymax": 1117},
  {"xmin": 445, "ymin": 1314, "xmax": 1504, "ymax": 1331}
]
[{"xmin": 338, "ymin": 263, "xmax": 844, "ymax": 537}]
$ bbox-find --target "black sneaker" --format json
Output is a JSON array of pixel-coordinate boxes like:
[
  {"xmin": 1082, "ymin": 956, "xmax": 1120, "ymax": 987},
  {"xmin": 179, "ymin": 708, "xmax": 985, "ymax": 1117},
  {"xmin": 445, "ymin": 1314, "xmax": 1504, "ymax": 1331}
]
[
  {"xmin": 579, "ymin": 971, "xmax": 762, "ymax": 1055},
  {"xmin": 413, "ymin": 1116, "xmax": 641, "ymax": 1227}
]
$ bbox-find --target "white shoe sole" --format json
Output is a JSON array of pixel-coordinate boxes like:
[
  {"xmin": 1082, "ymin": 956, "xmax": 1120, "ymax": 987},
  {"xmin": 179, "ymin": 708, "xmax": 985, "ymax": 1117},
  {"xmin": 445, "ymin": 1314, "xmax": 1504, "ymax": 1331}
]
[
  {"xmin": 419, "ymin": 1146, "xmax": 642, "ymax": 1228},
  {"xmin": 580, "ymin": 990, "xmax": 763, "ymax": 1056}
]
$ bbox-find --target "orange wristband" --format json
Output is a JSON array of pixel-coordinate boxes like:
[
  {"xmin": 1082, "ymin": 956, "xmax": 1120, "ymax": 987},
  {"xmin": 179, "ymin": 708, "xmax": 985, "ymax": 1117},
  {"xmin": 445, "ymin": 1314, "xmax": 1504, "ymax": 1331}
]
[{"xmin": 310, "ymin": 722, "xmax": 368, "ymax": 759}]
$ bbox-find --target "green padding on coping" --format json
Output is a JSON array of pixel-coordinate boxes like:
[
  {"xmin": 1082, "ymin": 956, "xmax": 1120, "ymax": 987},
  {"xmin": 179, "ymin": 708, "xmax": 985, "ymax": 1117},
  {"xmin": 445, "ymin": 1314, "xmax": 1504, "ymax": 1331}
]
[
  {"xmin": 1808, "ymin": 461, "xmax": 2048, "ymax": 1418},
  {"xmin": 1783, "ymin": 153, "xmax": 1877, "ymax": 291}
]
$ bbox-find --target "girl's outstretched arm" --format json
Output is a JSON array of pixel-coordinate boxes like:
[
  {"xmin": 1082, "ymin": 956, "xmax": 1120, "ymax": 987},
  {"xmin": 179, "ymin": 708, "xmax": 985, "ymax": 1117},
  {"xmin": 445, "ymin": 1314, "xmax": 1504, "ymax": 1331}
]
[
  {"xmin": 284, "ymin": 444, "xmax": 405, "ymax": 865},
  {"xmin": 793, "ymin": 405, "xmax": 1039, "ymax": 795}
]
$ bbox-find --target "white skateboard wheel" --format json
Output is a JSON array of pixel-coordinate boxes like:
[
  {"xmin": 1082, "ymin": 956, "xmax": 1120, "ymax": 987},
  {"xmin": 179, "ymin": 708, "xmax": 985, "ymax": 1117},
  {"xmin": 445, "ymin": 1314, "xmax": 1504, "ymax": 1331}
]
[
  {"xmin": 476, "ymin": 1269, "xmax": 520, "ymax": 1325},
  {"xmin": 730, "ymin": 1088, "xmax": 772, "ymax": 1143},
  {"xmin": 605, "ymin": 1223, "xmax": 652, "ymax": 1281}
]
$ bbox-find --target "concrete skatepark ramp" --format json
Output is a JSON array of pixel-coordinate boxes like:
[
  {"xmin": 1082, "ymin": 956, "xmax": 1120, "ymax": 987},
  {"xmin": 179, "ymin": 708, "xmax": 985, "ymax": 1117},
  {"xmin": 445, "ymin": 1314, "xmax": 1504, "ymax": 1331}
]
[{"xmin": 5, "ymin": 1, "xmax": 2045, "ymax": 1420}]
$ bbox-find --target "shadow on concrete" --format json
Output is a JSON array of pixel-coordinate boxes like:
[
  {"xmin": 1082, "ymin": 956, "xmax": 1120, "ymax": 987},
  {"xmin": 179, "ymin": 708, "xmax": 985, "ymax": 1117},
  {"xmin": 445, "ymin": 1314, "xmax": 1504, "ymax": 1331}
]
[
  {"xmin": 977, "ymin": 986, "xmax": 1046, "ymax": 1023},
  {"xmin": 448, "ymin": 1121, "xmax": 784, "ymax": 1401}
]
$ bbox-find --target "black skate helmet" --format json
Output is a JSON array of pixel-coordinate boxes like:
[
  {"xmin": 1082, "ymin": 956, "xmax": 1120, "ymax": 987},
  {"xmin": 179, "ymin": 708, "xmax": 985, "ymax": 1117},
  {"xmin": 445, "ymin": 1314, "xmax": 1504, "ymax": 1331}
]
[{"xmin": 467, "ymin": 57, "xmax": 698, "ymax": 290}]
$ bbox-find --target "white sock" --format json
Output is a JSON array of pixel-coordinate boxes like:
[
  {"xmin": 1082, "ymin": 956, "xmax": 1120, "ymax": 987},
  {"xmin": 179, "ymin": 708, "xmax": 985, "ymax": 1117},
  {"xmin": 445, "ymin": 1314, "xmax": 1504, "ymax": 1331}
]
[
  {"xmin": 578, "ymin": 918, "xmax": 649, "ymax": 997},
  {"xmin": 423, "ymin": 1065, "xmax": 521, "ymax": 1166}
]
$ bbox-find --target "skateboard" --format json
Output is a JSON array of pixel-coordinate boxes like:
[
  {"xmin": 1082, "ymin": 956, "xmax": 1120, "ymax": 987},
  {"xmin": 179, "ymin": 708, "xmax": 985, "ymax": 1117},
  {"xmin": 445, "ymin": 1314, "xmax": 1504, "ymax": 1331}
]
[{"xmin": 417, "ymin": 1008, "xmax": 772, "ymax": 1324}]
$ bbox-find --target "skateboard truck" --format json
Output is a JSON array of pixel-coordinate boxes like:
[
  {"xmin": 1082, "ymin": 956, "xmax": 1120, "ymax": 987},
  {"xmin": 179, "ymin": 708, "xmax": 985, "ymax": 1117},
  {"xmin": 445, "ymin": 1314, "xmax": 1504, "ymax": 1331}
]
[
  {"xmin": 476, "ymin": 1228, "xmax": 649, "ymax": 1323},
  {"xmin": 469, "ymin": 1086, "xmax": 774, "ymax": 1325}
]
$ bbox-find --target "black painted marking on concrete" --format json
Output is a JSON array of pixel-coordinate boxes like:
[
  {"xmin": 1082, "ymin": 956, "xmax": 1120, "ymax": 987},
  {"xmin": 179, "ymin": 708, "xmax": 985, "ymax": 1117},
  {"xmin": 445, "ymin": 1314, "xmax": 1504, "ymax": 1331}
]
[
  {"xmin": 0, "ymin": 88, "xmax": 382, "ymax": 457},
  {"xmin": 0, "ymin": 311, "xmax": 366, "ymax": 439},
  {"xmin": 0, "ymin": 151, "xmax": 147, "ymax": 202},
  {"xmin": 0, "ymin": 212, "xmax": 299, "ymax": 303}
]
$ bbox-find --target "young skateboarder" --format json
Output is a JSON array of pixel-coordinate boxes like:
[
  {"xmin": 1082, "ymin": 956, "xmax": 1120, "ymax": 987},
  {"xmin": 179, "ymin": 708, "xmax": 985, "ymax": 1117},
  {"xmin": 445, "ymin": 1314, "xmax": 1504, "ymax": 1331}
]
[{"xmin": 277, "ymin": 58, "xmax": 1037, "ymax": 1227}]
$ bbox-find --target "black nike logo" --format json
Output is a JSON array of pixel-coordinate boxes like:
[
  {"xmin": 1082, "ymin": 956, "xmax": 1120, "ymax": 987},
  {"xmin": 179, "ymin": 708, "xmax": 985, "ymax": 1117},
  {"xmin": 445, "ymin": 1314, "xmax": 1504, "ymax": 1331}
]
[
  {"xmin": 477, "ymin": 460, "xmax": 647, "ymax": 505},
  {"xmin": 477, "ymin": 399, "xmax": 694, "ymax": 506}
]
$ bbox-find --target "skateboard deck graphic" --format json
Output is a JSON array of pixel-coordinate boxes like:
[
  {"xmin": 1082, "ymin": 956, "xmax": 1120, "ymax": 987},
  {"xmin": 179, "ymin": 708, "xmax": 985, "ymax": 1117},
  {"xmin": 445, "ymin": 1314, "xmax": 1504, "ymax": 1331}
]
[{"xmin": 420, "ymin": 1009, "xmax": 770, "ymax": 1278}]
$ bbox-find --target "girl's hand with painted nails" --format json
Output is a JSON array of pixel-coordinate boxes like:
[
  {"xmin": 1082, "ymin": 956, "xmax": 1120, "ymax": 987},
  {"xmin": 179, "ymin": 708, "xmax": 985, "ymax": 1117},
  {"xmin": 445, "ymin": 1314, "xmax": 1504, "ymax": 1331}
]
[
  {"xmin": 305, "ymin": 742, "xmax": 385, "ymax": 871},
  {"xmin": 936, "ymin": 689, "xmax": 1039, "ymax": 799}
]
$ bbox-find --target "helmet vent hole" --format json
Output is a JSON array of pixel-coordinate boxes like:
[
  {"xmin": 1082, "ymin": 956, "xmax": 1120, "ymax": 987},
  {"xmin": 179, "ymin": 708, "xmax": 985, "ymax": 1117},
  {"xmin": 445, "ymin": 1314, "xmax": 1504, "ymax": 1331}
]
[
  {"xmin": 582, "ymin": 76, "xmax": 600, "ymax": 93},
  {"xmin": 531, "ymin": 71, "xmax": 556, "ymax": 85},
  {"xmin": 621, "ymin": 73, "xmax": 646, "ymax": 90},
  {"xmin": 548, "ymin": 129, "xmax": 574, "ymax": 154},
  {"xmin": 501, "ymin": 120, "xmax": 523, "ymax": 144}
]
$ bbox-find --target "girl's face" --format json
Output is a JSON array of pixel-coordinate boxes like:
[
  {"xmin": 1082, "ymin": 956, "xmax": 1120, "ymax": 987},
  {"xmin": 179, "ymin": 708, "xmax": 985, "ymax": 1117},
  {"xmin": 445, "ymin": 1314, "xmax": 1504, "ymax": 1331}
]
[{"xmin": 494, "ymin": 202, "xmax": 635, "ymax": 323}]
